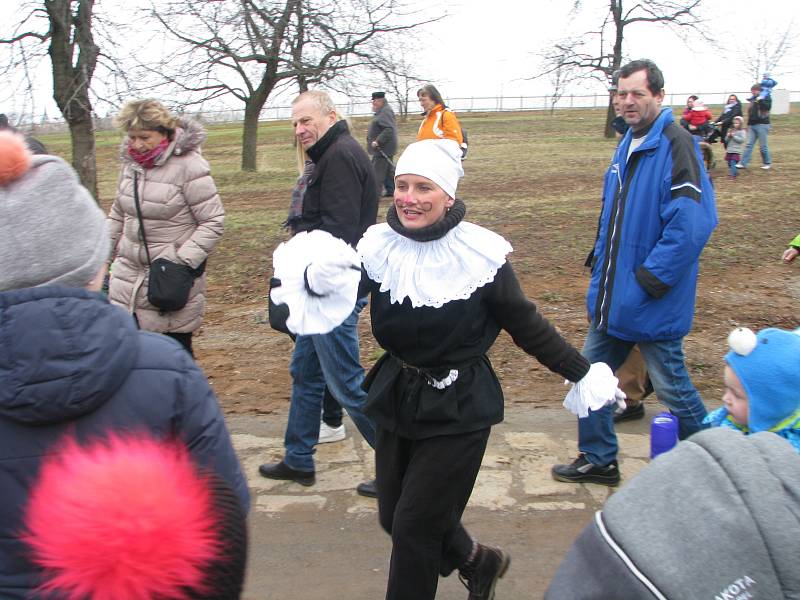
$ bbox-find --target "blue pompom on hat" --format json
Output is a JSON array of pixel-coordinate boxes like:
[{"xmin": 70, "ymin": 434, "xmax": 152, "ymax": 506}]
[{"xmin": 725, "ymin": 327, "xmax": 800, "ymax": 433}]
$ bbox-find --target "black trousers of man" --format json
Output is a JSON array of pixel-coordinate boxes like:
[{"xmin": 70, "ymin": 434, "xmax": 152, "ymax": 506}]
[{"xmin": 376, "ymin": 426, "xmax": 490, "ymax": 600}]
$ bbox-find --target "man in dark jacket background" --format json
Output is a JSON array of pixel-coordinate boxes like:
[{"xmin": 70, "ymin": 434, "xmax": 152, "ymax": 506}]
[
  {"xmin": 366, "ymin": 91, "xmax": 398, "ymax": 197},
  {"xmin": 0, "ymin": 131, "xmax": 248, "ymax": 599},
  {"xmin": 552, "ymin": 59, "xmax": 717, "ymax": 486},
  {"xmin": 259, "ymin": 90, "xmax": 378, "ymax": 495}
]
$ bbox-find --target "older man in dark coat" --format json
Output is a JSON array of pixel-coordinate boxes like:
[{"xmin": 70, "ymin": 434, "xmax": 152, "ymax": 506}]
[{"xmin": 366, "ymin": 92, "xmax": 398, "ymax": 197}]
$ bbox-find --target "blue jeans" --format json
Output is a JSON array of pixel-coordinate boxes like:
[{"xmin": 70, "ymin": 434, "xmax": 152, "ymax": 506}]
[
  {"xmin": 577, "ymin": 325, "xmax": 708, "ymax": 466},
  {"xmin": 284, "ymin": 297, "xmax": 376, "ymax": 471},
  {"xmin": 740, "ymin": 123, "xmax": 771, "ymax": 167}
]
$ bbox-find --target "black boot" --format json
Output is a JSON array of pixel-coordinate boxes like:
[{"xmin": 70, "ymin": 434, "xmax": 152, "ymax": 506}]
[
  {"xmin": 258, "ymin": 460, "xmax": 315, "ymax": 486},
  {"xmin": 458, "ymin": 544, "xmax": 510, "ymax": 600}
]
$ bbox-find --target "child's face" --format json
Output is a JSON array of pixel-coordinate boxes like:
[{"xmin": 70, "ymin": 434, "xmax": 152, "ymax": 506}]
[{"xmin": 723, "ymin": 366, "xmax": 749, "ymax": 426}]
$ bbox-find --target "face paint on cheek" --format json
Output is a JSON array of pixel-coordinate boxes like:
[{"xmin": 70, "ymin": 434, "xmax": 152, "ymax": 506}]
[{"xmin": 419, "ymin": 201, "xmax": 433, "ymax": 212}]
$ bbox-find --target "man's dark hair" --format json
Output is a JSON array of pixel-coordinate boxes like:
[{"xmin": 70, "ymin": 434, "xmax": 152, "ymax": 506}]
[
  {"xmin": 0, "ymin": 114, "xmax": 9, "ymax": 129},
  {"xmin": 618, "ymin": 59, "xmax": 664, "ymax": 95},
  {"xmin": 751, "ymin": 84, "xmax": 762, "ymax": 91}
]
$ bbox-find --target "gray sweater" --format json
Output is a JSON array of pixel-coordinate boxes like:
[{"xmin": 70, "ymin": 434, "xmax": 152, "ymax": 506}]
[
  {"xmin": 546, "ymin": 428, "xmax": 800, "ymax": 599},
  {"xmin": 726, "ymin": 129, "xmax": 747, "ymax": 155}
]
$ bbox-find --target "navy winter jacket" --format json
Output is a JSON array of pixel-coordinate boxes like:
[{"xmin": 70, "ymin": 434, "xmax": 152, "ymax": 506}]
[
  {"xmin": 0, "ymin": 286, "xmax": 249, "ymax": 599},
  {"xmin": 587, "ymin": 107, "xmax": 718, "ymax": 342}
]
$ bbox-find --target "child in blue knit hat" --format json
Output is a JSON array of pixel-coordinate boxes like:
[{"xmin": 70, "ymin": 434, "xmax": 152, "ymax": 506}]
[{"xmin": 704, "ymin": 327, "xmax": 800, "ymax": 452}]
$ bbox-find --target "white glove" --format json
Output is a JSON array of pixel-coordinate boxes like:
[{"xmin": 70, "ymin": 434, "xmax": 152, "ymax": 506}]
[
  {"xmin": 304, "ymin": 256, "xmax": 361, "ymax": 297},
  {"xmin": 562, "ymin": 362, "xmax": 627, "ymax": 418}
]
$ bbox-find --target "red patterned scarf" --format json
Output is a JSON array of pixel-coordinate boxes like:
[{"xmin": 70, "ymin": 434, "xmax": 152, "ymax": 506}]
[{"xmin": 128, "ymin": 138, "xmax": 170, "ymax": 169}]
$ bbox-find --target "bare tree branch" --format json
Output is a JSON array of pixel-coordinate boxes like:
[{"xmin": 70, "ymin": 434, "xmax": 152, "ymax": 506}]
[
  {"xmin": 146, "ymin": 0, "xmax": 441, "ymax": 171},
  {"xmin": 530, "ymin": 0, "xmax": 712, "ymax": 137}
]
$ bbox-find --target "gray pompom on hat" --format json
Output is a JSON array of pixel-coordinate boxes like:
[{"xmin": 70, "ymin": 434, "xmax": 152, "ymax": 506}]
[{"xmin": 0, "ymin": 133, "xmax": 109, "ymax": 291}]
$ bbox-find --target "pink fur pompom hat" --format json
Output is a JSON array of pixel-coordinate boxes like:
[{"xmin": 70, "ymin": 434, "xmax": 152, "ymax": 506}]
[{"xmin": 23, "ymin": 433, "xmax": 248, "ymax": 600}]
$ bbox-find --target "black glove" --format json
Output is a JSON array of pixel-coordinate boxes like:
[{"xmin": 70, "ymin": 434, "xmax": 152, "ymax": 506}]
[{"xmin": 268, "ymin": 277, "xmax": 295, "ymax": 341}]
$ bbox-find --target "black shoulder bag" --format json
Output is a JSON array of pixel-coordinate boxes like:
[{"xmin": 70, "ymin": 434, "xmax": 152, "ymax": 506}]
[{"xmin": 132, "ymin": 171, "xmax": 202, "ymax": 312}]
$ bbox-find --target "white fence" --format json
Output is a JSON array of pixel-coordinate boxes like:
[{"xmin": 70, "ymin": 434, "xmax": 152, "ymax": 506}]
[
  {"xmin": 18, "ymin": 90, "xmax": 799, "ymax": 133},
  {"xmin": 191, "ymin": 90, "xmax": 800, "ymax": 124}
]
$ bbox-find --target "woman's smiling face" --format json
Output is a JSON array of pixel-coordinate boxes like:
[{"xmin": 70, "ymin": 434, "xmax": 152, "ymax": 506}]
[{"xmin": 394, "ymin": 174, "xmax": 454, "ymax": 229}]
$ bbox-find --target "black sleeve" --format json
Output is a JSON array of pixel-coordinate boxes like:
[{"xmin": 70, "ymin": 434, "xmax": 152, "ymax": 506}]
[
  {"xmin": 318, "ymin": 148, "xmax": 367, "ymax": 245},
  {"xmin": 356, "ymin": 267, "xmax": 377, "ymax": 299},
  {"xmin": 486, "ymin": 262, "xmax": 590, "ymax": 382}
]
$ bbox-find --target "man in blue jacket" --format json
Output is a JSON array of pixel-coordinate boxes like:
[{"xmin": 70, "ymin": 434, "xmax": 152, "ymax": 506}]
[
  {"xmin": 552, "ymin": 59, "xmax": 718, "ymax": 486},
  {"xmin": 0, "ymin": 133, "xmax": 249, "ymax": 598}
]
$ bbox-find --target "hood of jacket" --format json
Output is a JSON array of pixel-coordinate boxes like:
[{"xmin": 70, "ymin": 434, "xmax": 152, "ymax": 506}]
[
  {"xmin": 546, "ymin": 428, "xmax": 800, "ymax": 599},
  {"xmin": 119, "ymin": 117, "xmax": 207, "ymax": 167},
  {"xmin": 603, "ymin": 428, "xmax": 800, "ymax": 598},
  {"xmin": 0, "ymin": 286, "xmax": 139, "ymax": 425}
]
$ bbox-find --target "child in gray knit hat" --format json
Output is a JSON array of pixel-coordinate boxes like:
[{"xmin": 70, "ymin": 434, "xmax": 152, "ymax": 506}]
[{"xmin": 0, "ymin": 130, "xmax": 109, "ymax": 291}]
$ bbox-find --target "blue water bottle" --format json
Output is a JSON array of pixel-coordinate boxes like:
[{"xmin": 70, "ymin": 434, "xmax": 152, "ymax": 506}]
[{"xmin": 650, "ymin": 412, "xmax": 679, "ymax": 459}]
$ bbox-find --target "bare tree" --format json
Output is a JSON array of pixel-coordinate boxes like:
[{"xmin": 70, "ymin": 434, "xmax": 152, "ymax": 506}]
[
  {"xmin": 1, "ymin": 0, "xmax": 101, "ymax": 197},
  {"xmin": 532, "ymin": 1, "xmax": 710, "ymax": 137},
  {"xmin": 365, "ymin": 42, "xmax": 428, "ymax": 121},
  {"xmin": 740, "ymin": 22, "xmax": 795, "ymax": 84},
  {"xmin": 148, "ymin": 0, "xmax": 437, "ymax": 171},
  {"xmin": 539, "ymin": 43, "xmax": 581, "ymax": 115}
]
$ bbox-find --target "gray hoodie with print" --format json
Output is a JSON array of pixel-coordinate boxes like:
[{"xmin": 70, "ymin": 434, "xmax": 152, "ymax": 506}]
[{"xmin": 545, "ymin": 427, "xmax": 800, "ymax": 599}]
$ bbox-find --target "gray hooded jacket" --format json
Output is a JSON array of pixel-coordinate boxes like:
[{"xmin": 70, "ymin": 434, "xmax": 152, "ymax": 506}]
[{"xmin": 546, "ymin": 428, "xmax": 800, "ymax": 599}]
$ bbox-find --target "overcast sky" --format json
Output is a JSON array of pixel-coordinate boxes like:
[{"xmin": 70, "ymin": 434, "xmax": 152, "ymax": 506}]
[
  {"xmin": 2, "ymin": 0, "xmax": 797, "ymax": 120},
  {"xmin": 419, "ymin": 0, "xmax": 799, "ymax": 102}
]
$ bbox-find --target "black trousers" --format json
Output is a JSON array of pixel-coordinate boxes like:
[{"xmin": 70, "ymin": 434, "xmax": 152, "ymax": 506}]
[
  {"xmin": 376, "ymin": 426, "xmax": 491, "ymax": 600},
  {"xmin": 164, "ymin": 331, "xmax": 193, "ymax": 357},
  {"xmin": 133, "ymin": 314, "xmax": 194, "ymax": 357},
  {"xmin": 322, "ymin": 387, "xmax": 343, "ymax": 427}
]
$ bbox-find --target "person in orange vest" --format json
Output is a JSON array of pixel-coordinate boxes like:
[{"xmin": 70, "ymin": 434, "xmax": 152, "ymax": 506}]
[{"xmin": 416, "ymin": 84, "xmax": 467, "ymax": 157}]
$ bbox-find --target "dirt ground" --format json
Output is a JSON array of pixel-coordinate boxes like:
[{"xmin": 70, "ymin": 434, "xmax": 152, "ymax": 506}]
[
  {"xmin": 188, "ymin": 109, "xmax": 800, "ymax": 417},
  {"xmin": 195, "ymin": 205, "xmax": 799, "ymax": 417}
]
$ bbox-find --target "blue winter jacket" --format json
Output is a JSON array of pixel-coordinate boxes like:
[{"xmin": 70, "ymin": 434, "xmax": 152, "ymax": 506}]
[
  {"xmin": 0, "ymin": 286, "xmax": 249, "ymax": 599},
  {"xmin": 587, "ymin": 107, "xmax": 718, "ymax": 342}
]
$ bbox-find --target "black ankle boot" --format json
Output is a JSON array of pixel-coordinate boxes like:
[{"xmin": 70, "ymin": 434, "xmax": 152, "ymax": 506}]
[{"xmin": 458, "ymin": 544, "xmax": 510, "ymax": 600}]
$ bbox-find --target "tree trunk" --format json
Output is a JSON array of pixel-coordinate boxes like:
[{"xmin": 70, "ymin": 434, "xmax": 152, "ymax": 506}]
[
  {"xmin": 46, "ymin": 0, "xmax": 100, "ymax": 198},
  {"xmin": 69, "ymin": 115, "xmax": 98, "ymax": 198},
  {"xmin": 241, "ymin": 100, "xmax": 261, "ymax": 171},
  {"xmin": 241, "ymin": 79, "xmax": 276, "ymax": 171}
]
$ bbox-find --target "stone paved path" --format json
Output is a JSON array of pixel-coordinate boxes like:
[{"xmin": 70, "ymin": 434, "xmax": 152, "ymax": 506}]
[{"xmin": 230, "ymin": 405, "xmax": 653, "ymax": 599}]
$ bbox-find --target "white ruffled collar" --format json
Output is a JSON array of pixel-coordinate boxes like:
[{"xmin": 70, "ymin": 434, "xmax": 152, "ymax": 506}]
[{"xmin": 357, "ymin": 221, "xmax": 512, "ymax": 308}]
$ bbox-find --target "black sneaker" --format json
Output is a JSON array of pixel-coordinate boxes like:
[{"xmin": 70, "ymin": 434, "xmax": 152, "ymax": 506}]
[
  {"xmin": 258, "ymin": 460, "xmax": 315, "ymax": 486},
  {"xmin": 458, "ymin": 544, "xmax": 510, "ymax": 600},
  {"xmin": 356, "ymin": 478, "xmax": 378, "ymax": 498},
  {"xmin": 551, "ymin": 455, "xmax": 620, "ymax": 486},
  {"xmin": 613, "ymin": 402, "xmax": 645, "ymax": 423}
]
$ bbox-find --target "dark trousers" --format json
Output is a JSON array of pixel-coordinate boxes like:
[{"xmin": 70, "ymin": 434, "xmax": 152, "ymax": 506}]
[
  {"xmin": 372, "ymin": 155, "xmax": 395, "ymax": 196},
  {"xmin": 164, "ymin": 331, "xmax": 193, "ymax": 357},
  {"xmin": 133, "ymin": 315, "xmax": 194, "ymax": 358},
  {"xmin": 376, "ymin": 426, "xmax": 490, "ymax": 600},
  {"xmin": 322, "ymin": 387, "xmax": 343, "ymax": 427}
]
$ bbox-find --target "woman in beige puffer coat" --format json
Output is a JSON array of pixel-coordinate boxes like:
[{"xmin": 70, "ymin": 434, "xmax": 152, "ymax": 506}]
[{"xmin": 107, "ymin": 99, "xmax": 224, "ymax": 355}]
